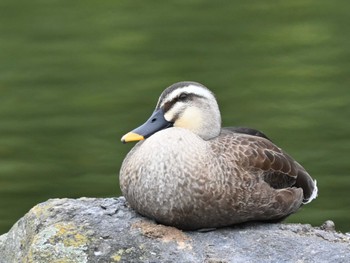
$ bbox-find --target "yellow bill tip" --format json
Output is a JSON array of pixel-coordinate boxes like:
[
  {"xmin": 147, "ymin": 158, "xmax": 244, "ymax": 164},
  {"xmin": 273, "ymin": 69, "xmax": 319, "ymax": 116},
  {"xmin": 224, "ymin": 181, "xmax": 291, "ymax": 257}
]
[{"xmin": 121, "ymin": 132, "xmax": 145, "ymax": 143}]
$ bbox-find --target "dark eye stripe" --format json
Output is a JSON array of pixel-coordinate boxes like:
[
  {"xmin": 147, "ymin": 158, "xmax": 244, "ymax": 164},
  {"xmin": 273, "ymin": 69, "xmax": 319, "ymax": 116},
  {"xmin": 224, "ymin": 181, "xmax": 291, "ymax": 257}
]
[
  {"xmin": 162, "ymin": 93, "xmax": 192, "ymax": 112},
  {"xmin": 163, "ymin": 100, "xmax": 176, "ymax": 112},
  {"xmin": 159, "ymin": 93, "xmax": 205, "ymax": 113}
]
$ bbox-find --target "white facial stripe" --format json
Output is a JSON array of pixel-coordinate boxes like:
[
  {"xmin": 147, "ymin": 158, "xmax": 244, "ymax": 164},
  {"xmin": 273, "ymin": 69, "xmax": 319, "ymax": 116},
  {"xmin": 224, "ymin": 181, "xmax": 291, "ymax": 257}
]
[{"xmin": 160, "ymin": 84, "xmax": 213, "ymax": 108}]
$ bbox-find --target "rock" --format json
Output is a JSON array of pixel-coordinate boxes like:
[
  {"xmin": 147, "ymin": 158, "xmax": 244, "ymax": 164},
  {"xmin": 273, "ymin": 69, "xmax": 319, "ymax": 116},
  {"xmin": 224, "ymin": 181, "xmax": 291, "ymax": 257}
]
[
  {"xmin": 320, "ymin": 220, "xmax": 336, "ymax": 231},
  {"xmin": 0, "ymin": 197, "xmax": 349, "ymax": 263}
]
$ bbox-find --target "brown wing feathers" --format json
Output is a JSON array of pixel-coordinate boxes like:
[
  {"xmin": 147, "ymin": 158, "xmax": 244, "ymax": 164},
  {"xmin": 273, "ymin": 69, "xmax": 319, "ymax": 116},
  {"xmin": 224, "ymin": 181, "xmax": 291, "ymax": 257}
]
[{"xmin": 228, "ymin": 130, "xmax": 315, "ymax": 202}]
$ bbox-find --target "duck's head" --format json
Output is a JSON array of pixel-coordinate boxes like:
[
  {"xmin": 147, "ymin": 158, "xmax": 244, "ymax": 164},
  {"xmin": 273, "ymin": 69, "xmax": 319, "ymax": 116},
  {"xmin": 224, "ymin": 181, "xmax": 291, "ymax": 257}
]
[{"xmin": 121, "ymin": 81, "xmax": 222, "ymax": 143}]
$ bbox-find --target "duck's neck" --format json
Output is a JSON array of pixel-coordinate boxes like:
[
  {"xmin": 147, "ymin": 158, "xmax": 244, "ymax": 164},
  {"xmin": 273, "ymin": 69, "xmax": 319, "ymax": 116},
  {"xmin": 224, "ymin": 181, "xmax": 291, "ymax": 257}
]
[{"xmin": 198, "ymin": 105, "xmax": 221, "ymax": 140}]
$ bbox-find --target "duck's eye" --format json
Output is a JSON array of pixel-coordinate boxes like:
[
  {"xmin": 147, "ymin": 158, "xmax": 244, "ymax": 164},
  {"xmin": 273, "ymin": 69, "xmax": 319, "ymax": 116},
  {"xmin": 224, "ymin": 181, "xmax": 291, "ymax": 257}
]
[{"xmin": 178, "ymin": 93, "xmax": 188, "ymax": 101}]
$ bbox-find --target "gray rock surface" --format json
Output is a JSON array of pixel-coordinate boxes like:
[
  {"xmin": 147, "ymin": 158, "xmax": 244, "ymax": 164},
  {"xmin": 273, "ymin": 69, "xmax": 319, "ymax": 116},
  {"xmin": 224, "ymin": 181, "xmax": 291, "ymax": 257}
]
[{"xmin": 0, "ymin": 197, "xmax": 349, "ymax": 263}]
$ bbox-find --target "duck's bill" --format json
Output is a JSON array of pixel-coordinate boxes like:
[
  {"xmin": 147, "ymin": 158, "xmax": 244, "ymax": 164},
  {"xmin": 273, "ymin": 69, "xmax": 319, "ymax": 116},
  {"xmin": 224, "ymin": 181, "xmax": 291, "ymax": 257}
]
[
  {"xmin": 121, "ymin": 132, "xmax": 144, "ymax": 143},
  {"xmin": 121, "ymin": 108, "xmax": 173, "ymax": 143}
]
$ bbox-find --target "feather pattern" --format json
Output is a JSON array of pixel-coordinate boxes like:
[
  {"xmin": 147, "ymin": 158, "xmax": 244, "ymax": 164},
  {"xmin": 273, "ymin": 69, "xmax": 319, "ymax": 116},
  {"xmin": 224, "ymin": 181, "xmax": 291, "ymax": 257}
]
[{"xmin": 120, "ymin": 82, "xmax": 317, "ymax": 230}]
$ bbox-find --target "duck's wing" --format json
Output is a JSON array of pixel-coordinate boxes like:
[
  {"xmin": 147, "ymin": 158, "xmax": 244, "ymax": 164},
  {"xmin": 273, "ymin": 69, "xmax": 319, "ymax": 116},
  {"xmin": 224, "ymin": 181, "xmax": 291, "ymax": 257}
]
[
  {"xmin": 224, "ymin": 126, "xmax": 271, "ymax": 141},
  {"xmin": 221, "ymin": 128, "xmax": 318, "ymax": 203}
]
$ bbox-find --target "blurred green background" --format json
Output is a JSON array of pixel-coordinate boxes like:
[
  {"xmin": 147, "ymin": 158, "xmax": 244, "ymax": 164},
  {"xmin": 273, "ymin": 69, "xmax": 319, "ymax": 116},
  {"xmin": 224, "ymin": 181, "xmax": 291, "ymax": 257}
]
[{"xmin": 0, "ymin": 0, "xmax": 349, "ymax": 234}]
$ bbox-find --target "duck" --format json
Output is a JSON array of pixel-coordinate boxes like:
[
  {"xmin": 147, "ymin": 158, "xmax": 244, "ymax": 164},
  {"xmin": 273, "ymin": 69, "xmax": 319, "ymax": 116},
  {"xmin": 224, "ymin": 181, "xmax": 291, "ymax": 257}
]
[{"xmin": 119, "ymin": 81, "xmax": 318, "ymax": 230}]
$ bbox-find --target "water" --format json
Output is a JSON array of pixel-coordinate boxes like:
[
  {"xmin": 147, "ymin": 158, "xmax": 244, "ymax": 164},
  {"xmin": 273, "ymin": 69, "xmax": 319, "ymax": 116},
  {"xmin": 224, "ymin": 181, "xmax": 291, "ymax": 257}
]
[{"xmin": 0, "ymin": 0, "xmax": 349, "ymax": 234}]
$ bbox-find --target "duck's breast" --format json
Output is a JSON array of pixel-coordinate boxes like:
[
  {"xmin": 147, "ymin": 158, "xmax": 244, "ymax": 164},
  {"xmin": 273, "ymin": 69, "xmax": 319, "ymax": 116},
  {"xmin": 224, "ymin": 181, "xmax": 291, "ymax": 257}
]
[{"xmin": 119, "ymin": 127, "xmax": 210, "ymax": 221}]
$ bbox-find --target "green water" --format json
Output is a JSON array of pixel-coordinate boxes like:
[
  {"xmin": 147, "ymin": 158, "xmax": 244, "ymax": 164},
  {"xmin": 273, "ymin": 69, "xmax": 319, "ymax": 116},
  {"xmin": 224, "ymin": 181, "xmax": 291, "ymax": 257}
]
[{"xmin": 0, "ymin": 0, "xmax": 349, "ymax": 234}]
